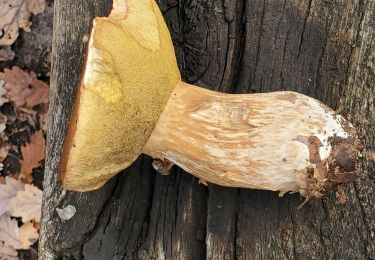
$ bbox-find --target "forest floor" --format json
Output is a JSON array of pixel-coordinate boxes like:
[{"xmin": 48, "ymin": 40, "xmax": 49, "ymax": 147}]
[{"xmin": 0, "ymin": 1, "xmax": 53, "ymax": 259}]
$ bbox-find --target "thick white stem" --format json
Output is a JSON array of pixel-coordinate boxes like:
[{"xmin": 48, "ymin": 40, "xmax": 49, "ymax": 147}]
[{"xmin": 143, "ymin": 82, "xmax": 361, "ymax": 197}]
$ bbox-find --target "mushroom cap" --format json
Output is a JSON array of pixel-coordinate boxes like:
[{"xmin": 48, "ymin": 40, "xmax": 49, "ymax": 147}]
[{"xmin": 61, "ymin": 0, "xmax": 181, "ymax": 191}]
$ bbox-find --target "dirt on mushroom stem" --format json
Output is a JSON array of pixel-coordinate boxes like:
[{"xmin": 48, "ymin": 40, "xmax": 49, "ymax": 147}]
[{"xmin": 297, "ymin": 124, "xmax": 362, "ymax": 201}]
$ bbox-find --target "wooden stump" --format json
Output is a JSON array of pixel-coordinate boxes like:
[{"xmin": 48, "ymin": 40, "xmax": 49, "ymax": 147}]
[{"xmin": 40, "ymin": 0, "xmax": 375, "ymax": 259}]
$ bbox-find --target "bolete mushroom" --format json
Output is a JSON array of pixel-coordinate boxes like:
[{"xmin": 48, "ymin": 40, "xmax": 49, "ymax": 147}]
[{"xmin": 61, "ymin": 0, "xmax": 362, "ymax": 199}]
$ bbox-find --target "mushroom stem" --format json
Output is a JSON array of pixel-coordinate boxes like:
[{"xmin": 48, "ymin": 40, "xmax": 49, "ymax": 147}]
[{"xmin": 143, "ymin": 82, "xmax": 361, "ymax": 198}]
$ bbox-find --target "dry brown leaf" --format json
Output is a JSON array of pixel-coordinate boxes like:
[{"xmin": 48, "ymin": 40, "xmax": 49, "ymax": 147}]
[
  {"xmin": 0, "ymin": 80, "xmax": 9, "ymax": 106},
  {"xmin": 39, "ymin": 112, "xmax": 47, "ymax": 132},
  {"xmin": 19, "ymin": 130, "xmax": 45, "ymax": 180},
  {"xmin": 0, "ymin": 133, "xmax": 11, "ymax": 164},
  {"xmin": 0, "ymin": 177, "xmax": 24, "ymax": 216},
  {"xmin": 36, "ymin": 103, "xmax": 48, "ymax": 132},
  {"xmin": 33, "ymin": 221, "xmax": 40, "ymax": 231},
  {"xmin": 0, "ymin": 46, "xmax": 15, "ymax": 62},
  {"xmin": 366, "ymin": 150, "xmax": 375, "ymax": 161},
  {"xmin": 0, "ymin": 112, "xmax": 7, "ymax": 133},
  {"xmin": 0, "ymin": 0, "xmax": 46, "ymax": 45},
  {"xmin": 0, "ymin": 214, "xmax": 20, "ymax": 249},
  {"xmin": 0, "ymin": 214, "xmax": 38, "ymax": 250},
  {"xmin": 0, "ymin": 242, "xmax": 18, "ymax": 260},
  {"xmin": 10, "ymin": 184, "xmax": 42, "ymax": 223},
  {"xmin": 3, "ymin": 105, "xmax": 38, "ymax": 132},
  {"xmin": 0, "ymin": 123, "xmax": 11, "ymax": 164},
  {"xmin": 18, "ymin": 222, "xmax": 38, "ymax": 249},
  {"xmin": 0, "ymin": 66, "xmax": 49, "ymax": 107}
]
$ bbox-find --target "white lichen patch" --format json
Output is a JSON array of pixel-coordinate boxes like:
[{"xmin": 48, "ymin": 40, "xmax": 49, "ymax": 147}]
[{"xmin": 56, "ymin": 205, "xmax": 76, "ymax": 221}]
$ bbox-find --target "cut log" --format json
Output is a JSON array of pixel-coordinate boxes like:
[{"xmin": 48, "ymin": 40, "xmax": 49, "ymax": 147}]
[{"xmin": 40, "ymin": 0, "xmax": 375, "ymax": 259}]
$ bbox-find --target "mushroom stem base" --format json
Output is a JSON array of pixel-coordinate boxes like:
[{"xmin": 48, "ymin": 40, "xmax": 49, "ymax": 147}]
[{"xmin": 143, "ymin": 82, "xmax": 361, "ymax": 198}]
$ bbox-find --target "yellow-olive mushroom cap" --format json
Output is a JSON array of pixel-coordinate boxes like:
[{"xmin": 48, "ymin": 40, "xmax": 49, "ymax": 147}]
[{"xmin": 61, "ymin": 0, "xmax": 181, "ymax": 191}]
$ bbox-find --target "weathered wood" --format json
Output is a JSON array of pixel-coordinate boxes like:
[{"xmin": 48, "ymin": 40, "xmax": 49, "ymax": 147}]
[{"xmin": 40, "ymin": 0, "xmax": 374, "ymax": 259}]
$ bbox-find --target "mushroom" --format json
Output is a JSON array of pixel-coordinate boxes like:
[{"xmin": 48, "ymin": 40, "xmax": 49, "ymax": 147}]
[{"xmin": 61, "ymin": 0, "xmax": 362, "ymax": 199}]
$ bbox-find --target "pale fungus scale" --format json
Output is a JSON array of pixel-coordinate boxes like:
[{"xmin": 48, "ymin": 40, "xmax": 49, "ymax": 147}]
[{"xmin": 61, "ymin": 0, "xmax": 362, "ymax": 199}]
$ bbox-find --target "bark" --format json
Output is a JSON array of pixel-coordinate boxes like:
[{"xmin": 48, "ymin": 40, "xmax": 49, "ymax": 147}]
[{"xmin": 40, "ymin": 0, "xmax": 375, "ymax": 259}]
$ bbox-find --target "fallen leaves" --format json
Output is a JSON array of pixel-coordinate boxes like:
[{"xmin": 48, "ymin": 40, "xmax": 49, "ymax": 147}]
[
  {"xmin": 18, "ymin": 222, "xmax": 38, "ymax": 249},
  {"xmin": 0, "ymin": 66, "xmax": 48, "ymax": 255},
  {"xmin": 365, "ymin": 150, "xmax": 375, "ymax": 161},
  {"xmin": 0, "ymin": 46, "xmax": 15, "ymax": 62},
  {"xmin": 0, "ymin": 242, "xmax": 18, "ymax": 260},
  {"xmin": 0, "ymin": 67, "xmax": 48, "ymax": 184},
  {"xmin": 0, "ymin": 0, "xmax": 46, "ymax": 45},
  {"xmin": 0, "ymin": 214, "xmax": 39, "ymax": 250},
  {"xmin": 0, "ymin": 177, "xmax": 23, "ymax": 216},
  {"xmin": 10, "ymin": 184, "xmax": 42, "ymax": 222},
  {"xmin": 20, "ymin": 131, "xmax": 45, "ymax": 182},
  {"xmin": 0, "ymin": 80, "xmax": 9, "ymax": 106},
  {"xmin": 0, "ymin": 67, "xmax": 49, "ymax": 107},
  {"xmin": 0, "ymin": 1, "xmax": 48, "ymax": 257},
  {"xmin": 0, "ymin": 214, "xmax": 19, "ymax": 249},
  {"xmin": 0, "ymin": 180, "xmax": 42, "ymax": 252},
  {"xmin": 0, "ymin": 130, "xmax": 11, "ymax": 169},
  {"xmin": 0, "ymin": 177, "xmax": 42, "ymax": 223}
]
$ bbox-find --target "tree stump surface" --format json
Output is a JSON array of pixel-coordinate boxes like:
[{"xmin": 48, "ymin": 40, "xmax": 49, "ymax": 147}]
[{"xmin": 40, "ymin": 0, "xmax": 375, "ymax": 259}]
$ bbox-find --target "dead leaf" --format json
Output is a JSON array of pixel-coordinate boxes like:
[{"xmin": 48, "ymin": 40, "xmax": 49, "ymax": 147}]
[
  {"xmin": 39, "ymin": 112, "xmax": 47, "ymax": 132},
  {"xmin": 0, "ymin": 80, "xmax": 9, "ymax": 106},
  {"xmin": 19, "ymin": 130, "xmax": 45, "ymax": 181},
  {"xmin": 0, "ymin": 46, "xmax": 15, "ymax": 62},
  {"xmin": 0, "ymin": 132, "xmax": 11, "ymax": 162},
  {"xmin": 0, "ymin": 112, "xmax": 7, "ymax": 133},
  {"xmin": 0, "ymin": 0, "xmax": 46, "ymax": 45},
  {"xmin": 2, "ymin": 103, "xmax": 38, "ymax": 131},
  {"xmin": 366, "ymin": 150, "xmax": 375, "ymax": 161},
  {"xmin": 0, "ymin": 214, "xmax": 38, "ymax": 250},
  {"xmin": 0, "ymin": 176, "xmax": 24, "ymax": 216},
  {"xmin": 0, "ymin": 242, "xmax": 18, "ymax": 260},
  {"xmin": 0, "ymin": 66, "xmax": 49, "ymax": 107},
  {"xmin": 18, "ymin": 222, "xmax": 38, "ymax": 249},
  {"xmin": 36, "ymin": 103, "xmax": 48, "ymax": 132},
  {"xmin": 33, "ymin": 221, "xmax": 40, "ymax": 231},
  {"xmin": 0, "ymin": 214, "xmax": 20, "ymax": 249},
  {"xmin": 10, "ymin": 184, "xmax": 42, "ymax": 222}
]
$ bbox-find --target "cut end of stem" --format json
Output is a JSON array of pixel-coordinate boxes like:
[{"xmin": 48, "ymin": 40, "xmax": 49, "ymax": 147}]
[{"xmin": 297, "ymin": 126, "xmax": 362, "ymax": 198}]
